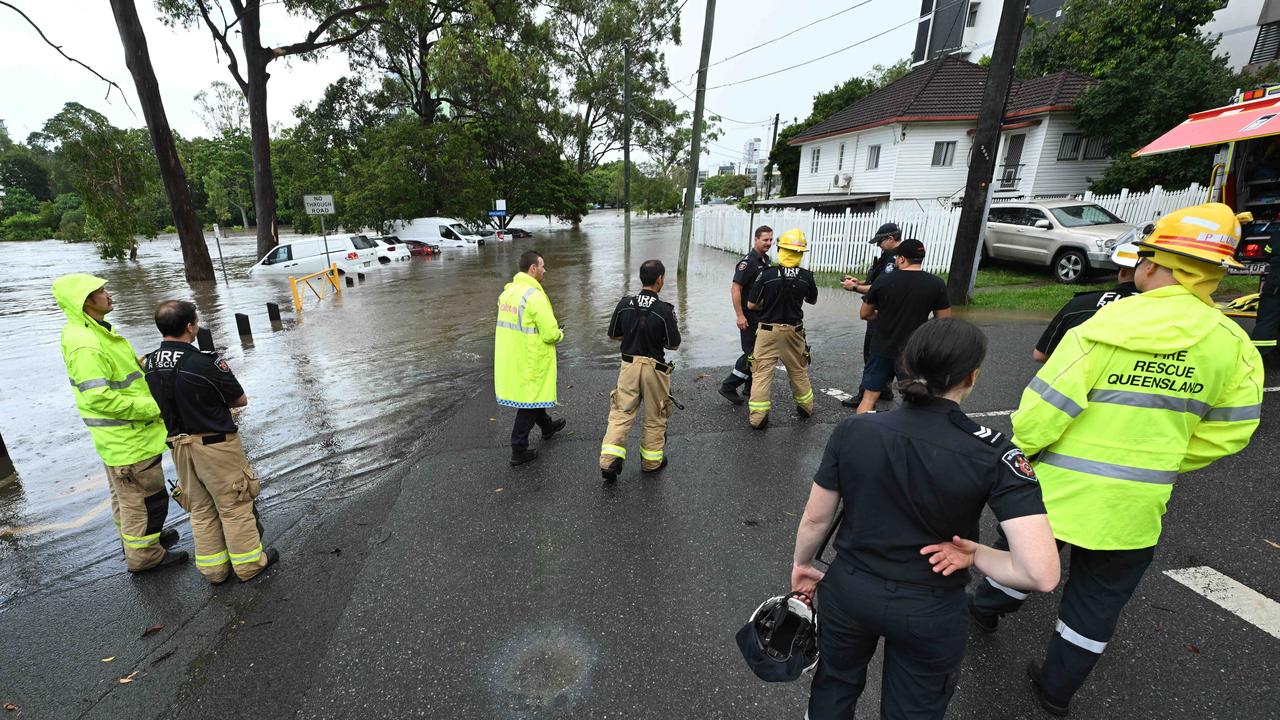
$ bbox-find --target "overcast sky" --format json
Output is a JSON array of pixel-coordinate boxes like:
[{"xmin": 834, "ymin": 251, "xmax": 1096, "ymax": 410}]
[{"xmin": 0, "ymin": 0, "xmax": 917, "ymax": 171}]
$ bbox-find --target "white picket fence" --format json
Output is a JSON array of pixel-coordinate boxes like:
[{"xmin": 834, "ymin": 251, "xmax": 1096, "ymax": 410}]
[{"xmin": 694, "ymin": 184, "xmax": 1209, "ymax": 273}]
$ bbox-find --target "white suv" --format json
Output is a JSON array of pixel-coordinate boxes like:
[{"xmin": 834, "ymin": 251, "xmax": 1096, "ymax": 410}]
[
  {"xmin": 986, "ymin": 200, "xmax": 1137, "ymax": 283},
  {"xmin": 248, "ymin": 235, "xmax": 379, "ymax": 276}
]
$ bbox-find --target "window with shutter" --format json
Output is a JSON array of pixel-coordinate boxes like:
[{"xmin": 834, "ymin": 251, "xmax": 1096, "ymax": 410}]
[{"xmin": 1252, "ymin": 22, "xmax": 1280, "ymax": 65}]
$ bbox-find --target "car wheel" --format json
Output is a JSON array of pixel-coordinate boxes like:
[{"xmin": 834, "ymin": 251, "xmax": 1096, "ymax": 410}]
[
  {"xmin": 478, "ymin": 239, "xmax": 486, "ymax": 246},
  {"xmin": 1053, "ymin": 249, "xmax": 1088, "ymax": 284}
]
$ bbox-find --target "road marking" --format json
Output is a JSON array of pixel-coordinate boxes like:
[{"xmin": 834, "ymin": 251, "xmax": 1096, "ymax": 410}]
[
  {"xmin": 0, "ymin": 497, "xmax": 112, "ymax": 538},
  {"xmin": 820, "ymin": 387, "xmax": 854, "ymax": 402},
  {"xmin": 1164, "ymin": 566, "xmax": 1280, "ymax": 640}
]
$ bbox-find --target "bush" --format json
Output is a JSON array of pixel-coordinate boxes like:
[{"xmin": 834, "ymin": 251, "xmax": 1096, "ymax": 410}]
[
  {"xmin": 55, "ymin": 208, "xmax": 87, "ymax": 241},
  {"xmin": 163, "ymin": 224, "xmax": 177, "ymax": 233},
  {"xmin": 1, "ymin": 212, "xmax": 51, "ymax": 241}
]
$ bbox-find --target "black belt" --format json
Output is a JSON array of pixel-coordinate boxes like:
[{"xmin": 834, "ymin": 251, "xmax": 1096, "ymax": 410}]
[
  {"xmin": 166, "ymin": 433, "xmax": 228, "ymax": 449},
  {"xmin": 621, "ymin": 353, "xmax": 673, "ymax": 373},
  {"xmin": 759, "ymin": 323, "xmax": 803, "ymax": 332}
]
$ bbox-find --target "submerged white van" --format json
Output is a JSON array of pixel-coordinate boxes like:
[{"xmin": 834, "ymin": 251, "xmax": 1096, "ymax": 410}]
[
  {"xmin": 247, "ymin": 235, "xmax": 379, "ymax": 276},
  {"xmin": 393, "ymin": 217, "xmax": 486, "ymax": 247}
]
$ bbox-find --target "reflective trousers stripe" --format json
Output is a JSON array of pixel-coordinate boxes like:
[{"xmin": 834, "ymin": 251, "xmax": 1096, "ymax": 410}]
[
  {"xmin": 120, "ymin": 530, "xmax": 161, "ymax": 549},
  {"xmin": 601, "ymin": 444, "xmax": 626, "ymax": 459},
  {"xmin": 639, "ymin": 446, "xmax": 663, "ymax": 461},
  {"xmin": 748, "ymin": 401, "xmax": 772, "ymax": 411},
  {"xmin": 794, "ymin": 389, "xmax": 813, "ymax": 404},
  {"xmin": 83, "ymin": 417, "xmax": 131, "ymax": 427},
  {"xmin": 1056, "ymin": 619, "xmax": 1107, "ymax": 653},
  {"xmin": 1253, "ymin": 339, "xmax": 1278, "ymax": 347},
  {"xmin": 1028, "ymin": 377, "xmax": 1083, "ymax": 418},
  {"xmin": 731, "ymin": 369, "xmax": 749, "ymax": 380},
  {"xmin": 986, "ymin": 575, "xmax": 1029, "ymax": 600},
  {"xmin": 496, "ymin": 321, "xmax": 538, "ymax": 334},
  {"xmin": 70, "ymin": 371, "xmax": 143, "ymax": 392},
  {"xmin": 229, "ymin": 544, "xmax": 264, "ymax": 565},
  {"xmin": 1040, "ymin": 451, "xmax": 1178, "ymax": 485},
  {"xmin": 196, "ymin": 551, "xmax": 230, "ymax": 568}
]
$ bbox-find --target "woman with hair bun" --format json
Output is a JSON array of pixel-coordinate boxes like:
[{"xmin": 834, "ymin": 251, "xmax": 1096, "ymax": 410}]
[{"xmin": 788, "ymin": 318, "xmax": 1060, "ymax": 719}]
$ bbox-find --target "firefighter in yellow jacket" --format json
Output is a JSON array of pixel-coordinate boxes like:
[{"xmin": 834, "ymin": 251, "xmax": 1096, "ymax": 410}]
[
  {"xmin": 746, "ymin": 229, "xmax": 818, "ymax": 428},
  {"xmin": 495, "ymin": 250, "xmax": 567, "ymax": 466},
  {"xmin": 53, "ymin": 274, "xmax": 187, "ymax": 573},
  {"xmin": 963, "ymin": 204, "xmax": 1263, "ymax": 716},
  {"xmin": 598, "ymin": 259, "xmax": 681, "ymax": 481}
]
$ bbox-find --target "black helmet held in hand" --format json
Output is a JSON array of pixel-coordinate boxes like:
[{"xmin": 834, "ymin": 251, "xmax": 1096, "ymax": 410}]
[{"xmin": 735, "ymin": 591, "xmax": 819, "ymax": 682}]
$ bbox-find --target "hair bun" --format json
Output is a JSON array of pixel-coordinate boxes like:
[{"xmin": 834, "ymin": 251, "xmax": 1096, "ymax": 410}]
[{"xmin": 897, "ymin": 377, "xmax": 933, "ymax": 403}]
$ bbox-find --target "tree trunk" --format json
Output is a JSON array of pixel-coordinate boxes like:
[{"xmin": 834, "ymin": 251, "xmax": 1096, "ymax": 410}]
[
  {"xmin": 241, "ymin": 6, "xmax": 278, "ymax": 260},
  {"xmin": 109, "ymin": 0, "xmax": 215, "ymax": 282},
  {"xmin": 236, "ymin": 203, "xmax": 249, "ymax": 231}
]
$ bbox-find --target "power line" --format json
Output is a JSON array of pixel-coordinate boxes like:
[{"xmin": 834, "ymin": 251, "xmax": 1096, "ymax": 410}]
[{"xmin": 705, "ymin": 0, "xmax": 968, "ymax": 90}]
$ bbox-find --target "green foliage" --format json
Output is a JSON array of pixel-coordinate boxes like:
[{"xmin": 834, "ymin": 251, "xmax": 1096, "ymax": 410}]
[
  {"xmin": 703, "ymin": 173, "xmax": 753, "ymax": 200},
  {"xmin": 768, "ymin": 60, "xmax": 910, "ymax": 197},
  {"xmin": 583, "ymin": 162, "xmax": 623, "ymax": 207},
  {"xmin": 0, "ymin": 148, "xmax": 53, "ymax": 200},
  {"xmin": 632, "ymin": 164, "xmax": 682, "ymax": 215},
  {"xmin": 0, "ymin": 213, "xmax": 48, "ymax": 241},
  {"xmin": 56, "ymin": 208, "xmax": 87, "ymax": 241},
  {"xmin": 1, "ymin": 187, "xmax": 39, "ymax": 219},
  {"xmin": 37, "ymin": 103, "xmax": 158, "ymax": 259},
  {"xmin": 189, "ymin": 132, "xmax": 255, "ymax": 227}
]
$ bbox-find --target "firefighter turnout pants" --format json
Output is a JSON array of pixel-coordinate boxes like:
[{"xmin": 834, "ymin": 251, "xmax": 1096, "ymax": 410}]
[
  {"xmin": 972, "ymin": 528, "xmax": 1156, "ymax": 705},
  {"xmin": 748, "ymin": 323, "xmax": 813, "ymax": 427},
  {"xmin": 599, "ymin": 356, "xmax": 674, "ymax": 472},
  {"xmin": 105, "ymin": 454, "xmax": 170, "ymax": 572},
  {"xmin": 168, "ymin": 433, "xmax": 268, "ymax": 583}
]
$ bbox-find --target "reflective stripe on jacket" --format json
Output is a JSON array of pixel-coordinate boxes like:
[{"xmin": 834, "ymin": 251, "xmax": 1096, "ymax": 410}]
[
  {"xmin": 53, "ymin": 273, "xmax": 167, "ymax": 466},
  {"xmin": 494, "ymin": 272, "xmax": 563, "ymax": 408},
  {"xmin": 1013, "ymin": 284, "xmax": 1263, "ymax": 550}
]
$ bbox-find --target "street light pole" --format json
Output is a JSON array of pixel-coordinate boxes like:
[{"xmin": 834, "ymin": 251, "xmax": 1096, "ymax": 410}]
[{"xmin": 678, "ymin": 0, "xmax": 717, "ymax": 277}]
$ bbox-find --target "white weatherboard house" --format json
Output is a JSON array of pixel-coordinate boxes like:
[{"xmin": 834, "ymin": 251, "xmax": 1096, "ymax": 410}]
[{"xmin": 769, "ymin": 57, "xmax": 1111, "ymax": 212}]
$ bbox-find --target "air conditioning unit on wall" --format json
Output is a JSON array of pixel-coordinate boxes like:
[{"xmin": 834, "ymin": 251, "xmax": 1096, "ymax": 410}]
[{"xmin": 832, "ymin": 173, "xmax": 842, "ymax": 187}]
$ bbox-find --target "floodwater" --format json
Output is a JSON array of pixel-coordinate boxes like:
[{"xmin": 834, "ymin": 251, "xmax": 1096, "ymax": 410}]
[{"xmin": 0, "ymin": 210, "xmax": 1037, "ymax": 603}]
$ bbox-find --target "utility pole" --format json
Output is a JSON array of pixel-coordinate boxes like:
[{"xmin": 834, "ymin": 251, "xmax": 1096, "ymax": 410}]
[
  {"xmin": 679, "ymin": 0, "xmax": 717, "ymax": 277},
  {"xmin": 623, "ymin": 45, "xmax": 632, "ymax": 254},
  {"xmin": 764, "ymin": 113, "xmax": 780, "ymax": 201},
  {"xmin": 945, "ymin": 0, "xmax": 1028, "ymax": 306}
]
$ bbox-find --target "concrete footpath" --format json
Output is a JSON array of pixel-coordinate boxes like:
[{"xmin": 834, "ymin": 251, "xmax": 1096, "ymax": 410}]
[{"xmin": 4, "ymin": 322, "xmax": 1279, "ymax": 719}]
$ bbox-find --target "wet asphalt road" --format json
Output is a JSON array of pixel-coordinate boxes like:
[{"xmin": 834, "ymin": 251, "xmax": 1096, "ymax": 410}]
[{"xmin": 3, "ymin": 216, "xmax": 1278, "ymax": 718}]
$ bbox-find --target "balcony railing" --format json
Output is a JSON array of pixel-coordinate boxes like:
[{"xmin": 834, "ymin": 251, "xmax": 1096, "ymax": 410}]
[{"xmin": 998, "ymin": 163, "xmax": 1025, "ymax": 190}]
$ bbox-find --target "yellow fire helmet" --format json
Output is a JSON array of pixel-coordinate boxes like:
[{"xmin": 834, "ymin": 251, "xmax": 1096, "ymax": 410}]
[
  {"xmin": 1135, "ymin": 203, "xmax": 1244, "ymax": 269},
  {"xmin": 776, "ymin": 228, "xmax": 808, "ymax": 253}
]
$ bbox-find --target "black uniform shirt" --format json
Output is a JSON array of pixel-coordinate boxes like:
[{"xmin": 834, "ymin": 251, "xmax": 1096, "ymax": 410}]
[
  {"xmin": 607, "ymin": 289, "xmax": 681, "ymax": 362},
  {"xmin": 733, "ymin": 249, "xmax": 771, "ymax": 319},
  {"xmin": 814, "ymin": 399, "xmax": 1046, "ymax": 588},
  {"xmin": 143, "ymin": 340, "xmax": 245, "ymax": 435},
  {"xmin": 865, "ymin": 251, "xmax": 896, "ymax": 287},
  {"xmin": 1035, "ymin": 281, "xmax": 1138, "ymax": 357},
  {"xmin": 864, "ymin": 269, "xmax": 950, "ymax": 358},
  {"xmin": 748, "ymin": 265, "xmax": 818, "ymax": 325}
]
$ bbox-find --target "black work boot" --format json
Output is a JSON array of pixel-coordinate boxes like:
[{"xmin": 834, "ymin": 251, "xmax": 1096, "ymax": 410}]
[
  {"xmin": 718, "ymin": 384, "xmax": 745, "ymax": 405},
  {"xmin": 601, "ymin": 458, "xmax": 623, "ymax": 483},
  {"xmin": 797, "ymin": 405, "xmax": 812, "ymax": 419},
  {"xmin": 131, "ymin": 550, "xmax": 189, "ymax": 574},
  {"xmin": 753, "ymin": 414, "xmax": 769, "ymax": 430},
  {"xmin": 510, "ymin": 447, "xmax": 539, "ymax": 466},
  {"xmin": 240, "ymin": 548, "xmax": 281, "ymax": 583},
  {"xmin": 641, "ymin": 458, "xmax": 668, "ymax": 474},
  {"xmin": 541, "ymin": 418, "xmax": 567, "ymax": 439},
  {"xmin": 1026, "ymin": 661, "xmax": 1070, "ymax": 717},
  {"xmin": 841, "ymin": 391, "xmax": 863, "ymax": 409},
  {"xmin": 968, "ymin": 593, "xmax": 998, "ymax": 634},
  {"xmin": 159, "ymin": 527, "xmax": 179, "ymax": 549}
]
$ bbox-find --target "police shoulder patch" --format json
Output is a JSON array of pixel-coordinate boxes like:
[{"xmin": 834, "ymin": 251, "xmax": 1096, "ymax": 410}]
[
  {"xmin": 948, "ymin": 408, "xmax": 1003, "ymax": 446},
  {"xmin": 212, "ymin": 355, "xmax": 232, "ymax": 373},
  {"xmin": 737, "ymin": 261, "xmax": 748, "ymax": 271},
  {"xmin": 1001, "ymin": 448, "xmax": 1037, "ymax": 483}
]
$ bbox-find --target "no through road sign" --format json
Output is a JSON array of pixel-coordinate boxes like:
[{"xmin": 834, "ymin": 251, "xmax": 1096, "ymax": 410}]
[{"xmin": 304, "ymin": 194, "xmax": 335, "ymax": 215}]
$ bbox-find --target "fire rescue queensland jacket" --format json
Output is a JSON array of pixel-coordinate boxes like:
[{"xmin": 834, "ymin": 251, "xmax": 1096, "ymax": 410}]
[
  {"xmin": 1013, "ymin": 284, "xmax": 1263, "ymax": 550},
  {"xmin": 53, "ymin": 273, "xmax": 168, "ymax": 466},
  {"xmin": 494, "ymin": 272, "xmax": 564, "ymax": 408}
]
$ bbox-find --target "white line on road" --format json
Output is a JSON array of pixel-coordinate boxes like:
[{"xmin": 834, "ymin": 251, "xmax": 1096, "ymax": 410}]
[{"xmin": 1164, "ymin": 566, "xmax": 1280, "ymax": 640}]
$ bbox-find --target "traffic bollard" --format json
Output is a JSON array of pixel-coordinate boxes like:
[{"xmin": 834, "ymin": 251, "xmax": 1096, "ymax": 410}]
[
  {"xmin": 346, "ymin": 276, "xmax": 355, "ymax": 288},
  {"xmin": 357, "ymin": 273, "xmax": 366, "ymax": 283},
  {"xmin": 197, "ymin": 327, "xmax": 215, "ymax": 352},
  {"xmin": 266, "ymin": 302, "xmax": 282, "ymax": 323},
  {"xmin": 235, "ymin": 313, "xmax": 252, "ymax": 339}
]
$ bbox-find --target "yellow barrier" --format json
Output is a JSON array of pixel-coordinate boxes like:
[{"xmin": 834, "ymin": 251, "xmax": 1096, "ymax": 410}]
[{"xmin": 289, "ymin": 263, "xmax": 342, "ymax": 313}]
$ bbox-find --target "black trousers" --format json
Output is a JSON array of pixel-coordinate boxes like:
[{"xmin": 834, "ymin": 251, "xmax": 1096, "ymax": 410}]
[
  {"xmin": 1251, "ymin": 282, "xmax": 1280, "ymax": 357},
  {"xmin": 808, "ymin": 559, "xmax": 968, "ymax": 720},
  {"xmin": 862, "ymin": 320, "xmax": 876, "ymax": 363},
  {"xmin": 510, "ymin": 408, "xmax": 553, "ymax": 449},
  {"xmin": 722, "ymin": 318, "xmax": 759, "ymax": 390},
  {"xmin": 972, "ymin": 528, "xmax": 1155, "ymax": 704}
]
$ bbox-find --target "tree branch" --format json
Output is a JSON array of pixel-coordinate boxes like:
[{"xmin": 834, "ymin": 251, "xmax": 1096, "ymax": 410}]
[
  {"xmin": 193, "ymin": 0, "xmax": 248, "ymax": 92},
  {"xmin": 274, "ymin": 2, "xmax": 387, "ymax": 57},
  {"xmin": 1, "ymin": 0, "xmax": 133, "ymax": 113}
]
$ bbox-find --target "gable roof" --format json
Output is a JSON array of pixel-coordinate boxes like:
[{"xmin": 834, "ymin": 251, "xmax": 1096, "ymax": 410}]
[{"xmin": 790, "ymin": 57, "xmax": 1096, "ymax": 145}]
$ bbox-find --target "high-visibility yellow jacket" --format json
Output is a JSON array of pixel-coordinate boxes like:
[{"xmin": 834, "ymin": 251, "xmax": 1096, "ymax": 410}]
[
  {"xmin": 1014, "ymin": 284, "xmax": 1263, "ymax": 550},
  {"xmin": 494, "ymin": 272, "xmax": 563, "ymax": 408},
  {"xmin": 53, "ymin": 273, "xmax": 167, "ymax": 467}
]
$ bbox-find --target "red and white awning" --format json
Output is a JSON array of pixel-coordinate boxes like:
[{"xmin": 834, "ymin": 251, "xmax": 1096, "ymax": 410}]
[{"xmin": 1134, "ymin": 97, "xmax": 1280, "ymax": 156}]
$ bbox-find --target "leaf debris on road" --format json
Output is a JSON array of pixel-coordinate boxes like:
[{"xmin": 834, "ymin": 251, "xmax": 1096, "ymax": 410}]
[
  {"xmin": 1264, "ymin": 539, "xmax": 1280, "ymax": 550},
  {"xmin": 118, "ymin": 671, "xmax": 141, "ymax": 684},
  {"xmin": 100, "ymin": 656, "xmax": 115, "ymax": 663},
  {"xmin": 140, "ymin": 625, "xmax": 164, "ymax": 638}
]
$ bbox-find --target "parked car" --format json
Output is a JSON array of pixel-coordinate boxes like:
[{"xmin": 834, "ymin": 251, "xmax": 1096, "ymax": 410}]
[
  {"xmin": 393, "ymin": 236, "xmax": 441, "ymax": 256},
  {"xmin": 247, "ymin": 235, "xmax": 378, "ymax": 276},
  {"xmin": 504, "ymin": 227, "xmax": 532, "ymax": 239},
  {"xmin": 366, "ymin": 235, "xmax": 411, "ymax": 263},
  {"xmin": 393, "ymin": 217, "xmax": 486, "ymax": 247},
  {"xmin": 478, "ymin": 228, "xmax": 511, "ymax": 242},
  {"xmin": 985, "ymin": 200, "xmax": 1136, "ymax": 283}
]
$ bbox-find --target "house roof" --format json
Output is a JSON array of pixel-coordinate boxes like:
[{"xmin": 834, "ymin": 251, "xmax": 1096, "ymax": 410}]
[
  {"xmin": 753, "ymin": 192, "xmax": 889, "ymax": 209},
  {"xmin": 790, "ymin": 57, "xmax": 1096, "ymax": 145}
]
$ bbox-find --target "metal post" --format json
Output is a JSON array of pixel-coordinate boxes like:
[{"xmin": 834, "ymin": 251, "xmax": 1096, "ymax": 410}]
[
  {"xmin": 212, "ymin": 223, "xmax": 230, "ymax": 286},
  {"xmin": 345, "ymin": 276, "xmax": 355, "ymax": 288},
  {"xmin": 678, "ymin": 0, "xmax": 717, "ymax": 277},
  {"xmin": 357, "ymin": 272, "xmax": 366, "ymax": 283},
  {"xmin": 320, "ymin": 214, "xmax": 331, "ymax": 268},
  {"xmin": 266, "ymin": 302, "xmax": 281, "ymax": 323},
  {"xmin": 765, "ymin": 113, "xmax": 779, "ymax": 201},
  {"xmin": 0, "ymin": 429, "xmax": 15, "ymax": 480},
  {"xmin": 235, "ymin": 313, "xmax": 252, "ymax": 339}
]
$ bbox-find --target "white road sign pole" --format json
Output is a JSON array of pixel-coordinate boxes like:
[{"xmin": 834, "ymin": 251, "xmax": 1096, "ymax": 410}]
[{"xmin": 304, "ymin": 194, "xmax": 336, "ymax": 267}]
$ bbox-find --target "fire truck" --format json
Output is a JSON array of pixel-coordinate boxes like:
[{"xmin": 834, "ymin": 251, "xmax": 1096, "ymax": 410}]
[{"xmin": 1136, "ymin": 85, "xmax": 1280, "ymax": 284}]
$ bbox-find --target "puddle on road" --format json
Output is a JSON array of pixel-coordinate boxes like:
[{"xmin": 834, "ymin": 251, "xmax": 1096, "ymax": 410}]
[{"xmin": 0, "ymin": 210, "xmax": 1019, "ymax": 602}]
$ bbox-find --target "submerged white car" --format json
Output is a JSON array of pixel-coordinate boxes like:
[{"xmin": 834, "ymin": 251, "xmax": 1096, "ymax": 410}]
[
  {"xmin": 247, "ymin": 235, "xmax": 378, "ymax": 276},
  {"xmin": 364, "ymin": 235, "xmax": 411, "ymax": 263},
  {"xmin": 392, "ymin": 217, "xmax": 486, "ymax": 247}
]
